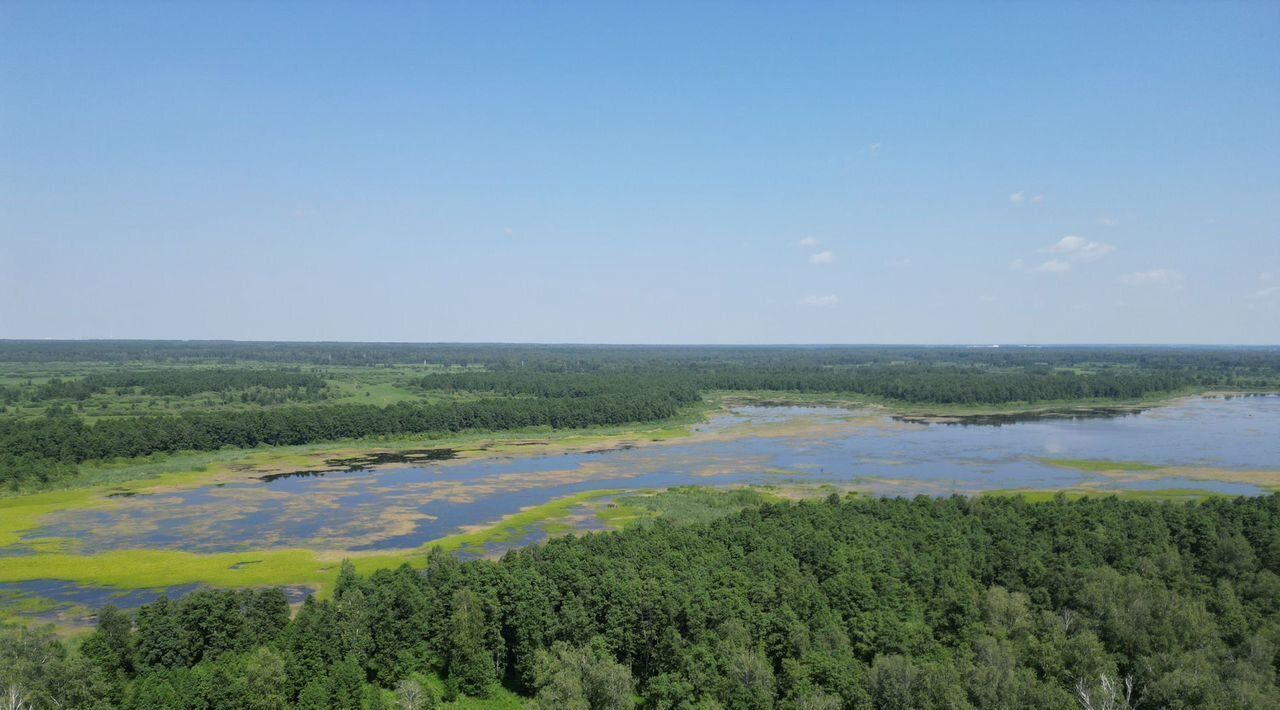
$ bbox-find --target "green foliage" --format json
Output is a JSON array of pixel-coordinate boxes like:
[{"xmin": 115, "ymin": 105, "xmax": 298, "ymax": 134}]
[
  {"xmin": 530, "ymin": 638, "xmax": 634, "ymax": 710},
  {"xmin": 446, "ymin": 589, "xmax": 495, "ymax": 700},
  {"xmin": 30, "ymin": 368, "xmax": 328, "ymax": 402},
  {"xmin": 6, "ymin": 493, "xmax": 1280, "ymax": 708},
  {"xmin": 0, "ymin": 623, "xmax": 111, "ymax": 709},
  {"xmin": 245, "ymin": 647, "xmax": 289, "ymax": 710},
  {"xmin": 0, "ymin": 383, "xmax": 694, "ymax": 489}
]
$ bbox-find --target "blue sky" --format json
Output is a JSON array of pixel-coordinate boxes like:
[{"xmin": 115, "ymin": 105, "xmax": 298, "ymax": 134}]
[{"xmin": 2, "ymin": 2, "xmax": 1277, "ymax": 343}]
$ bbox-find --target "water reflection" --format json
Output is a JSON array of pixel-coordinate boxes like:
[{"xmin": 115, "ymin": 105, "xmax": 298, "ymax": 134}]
[{"xmin": 26, "ymin": 396, "xmax": 1280, "ymax": 556}]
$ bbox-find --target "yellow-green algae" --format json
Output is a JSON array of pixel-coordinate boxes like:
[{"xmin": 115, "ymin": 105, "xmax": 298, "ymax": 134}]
[
  {"xmin": 1037, "ymin": 457, "xmax": 1163, "ymax": 472},
  {"xmin": 0, "ymin": 490, "xmax": 620, "ymax": 598}
]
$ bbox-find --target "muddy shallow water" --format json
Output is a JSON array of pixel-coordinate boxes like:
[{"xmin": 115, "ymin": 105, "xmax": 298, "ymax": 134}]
[{"xmin": 25, "ymin": 396, "xmax": 1280, "ymax": 557}]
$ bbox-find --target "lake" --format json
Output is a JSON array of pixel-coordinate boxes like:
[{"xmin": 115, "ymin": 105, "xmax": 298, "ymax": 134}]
[{"xmin": 24, "ymin": 395, "xmax": 1280, "ymax": 556}]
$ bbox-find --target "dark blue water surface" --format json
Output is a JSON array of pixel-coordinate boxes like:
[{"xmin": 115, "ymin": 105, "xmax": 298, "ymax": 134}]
[{"xmin": 27, "ymin": 396, "xmax": 1280, "ymax": 555}]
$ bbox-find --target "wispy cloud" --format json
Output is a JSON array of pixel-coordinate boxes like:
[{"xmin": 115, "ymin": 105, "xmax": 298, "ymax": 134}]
[
  {"xmin": 809, "ymin": 250, "xmax": 834, "ymax": 264},
  {"xmin": 1040, "ymin": 235, "xmax": 1115, "ymax": 262},
  {"xmin": 1041, "ymin": 235, "xmax": 1085, "ymax": 253},
  {"xmin": 1096, "ymin": 215, "xmax": 1118, "ymax": 227},
  {"xmin": 1035, "ymin": 259, "xmax": 1072, "ymax": 273},
  {"xmin": 1253, "ymin": 285, "xmax": 1280, "ymax": 299},
  {"xmin": 1121, "ymin": 268, "xmax": 1183, "ymax": 287},
  {"xmin": 1008, "ymin": 191, "xmax": 1025, "ymax": 203},
  {"xmin": 868, "ymin": 142, "xmax": 881, "ymax": 154},
  {"xmin": 1031, "ymin": 194, "xmax": 1044, "ymax": 203},
  {"xmin": 799, "ymin": 294, "xmax": 839, "ymax": 307},
  {"xmin": 797, "ymin": 236, "xmax": 819, "ymax": 247},
  {"xmin": 885, "ymin": 257, "xmax": 913, "ymax": 268},
  {"xmin": 1009, "ymin": 259, "xmax": 1025, "ymax": 271}
]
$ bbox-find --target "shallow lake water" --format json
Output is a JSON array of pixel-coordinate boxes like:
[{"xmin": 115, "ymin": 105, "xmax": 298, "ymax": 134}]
[
  {"xmin": 26, "ymin": 395, "xmax": 1280, "ymax": 557},
  {"xmin": 6, "ymin": 395, "xmax": 1278, "ymax": 628}
]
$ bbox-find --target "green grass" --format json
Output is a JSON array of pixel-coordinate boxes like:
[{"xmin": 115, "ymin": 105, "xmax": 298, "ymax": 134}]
[
  {"xmin": 0, "ymin": 490, "xmax": 625, "ymax": 596},
  {"xmin": 0, "ymin": 486, "xmax": 787, "ymax": 605},
  {"xmin": 1037, "ymin": 457, "xmax": 1163, "ymax": 472},
  {"xmin": 600, "ymin": 486, "xmax": 781, "ymax": 529},
  {"xmin": 424, "ymin": 490, "xmax": 621, "ymax": 556},
  {"xmin": 446, "ymin": 689, "xmax": 528, "ymax": 709}
]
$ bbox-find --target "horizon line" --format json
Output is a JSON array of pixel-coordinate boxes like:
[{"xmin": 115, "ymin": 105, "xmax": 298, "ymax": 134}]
[{"xmin": 2, "ymin": 339, "xmax": 1278, "ymax": 349}]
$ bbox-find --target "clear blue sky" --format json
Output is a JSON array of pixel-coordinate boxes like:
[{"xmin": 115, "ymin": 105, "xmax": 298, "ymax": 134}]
[{"xmin": 2, "ymin": 2, "xmax": 1277, "ymax": 344}]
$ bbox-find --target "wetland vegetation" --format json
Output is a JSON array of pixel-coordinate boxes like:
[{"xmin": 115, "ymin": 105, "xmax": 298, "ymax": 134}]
[
  {"xmin": 5, "ymin": 494, "xmax": 1280, "ymax": 708},
  {"xmin": 3, "ymin": 342, "xmax": 1277, "ymax": 492},
  {"xmin": 1, "ymin": 342, "xmax": 1279, "ymax": 708}
]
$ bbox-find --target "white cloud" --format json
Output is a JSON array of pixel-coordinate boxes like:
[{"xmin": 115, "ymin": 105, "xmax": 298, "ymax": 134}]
[
  {"xmin": 886, "ymin": 257, "xmax": 913, "ymax": 268},
  {"xmin": 1008, "ymin": 191, "xmax": 1025, "ymax": 203},
  {"xmin": 1040, "ymin": 235, "xmax": 1115, "ymax": 262},
  {"xmin": 1076, "ymin": 242, "xmax": 1115, "ymax": 261},
  {"xmin": 1096, "ymin": 215, "xmax": 1118, "ymax": 227},
  {"xmin": 1031, "ymin": 194, "xmax": 1044, "ymax": 203},
  {"xmin": 809, "ymin": 250, "xmax": 834, "ymax": 264},
  {"xmin": 797, "ymin": 236, "xmax": 819, "ymax": 247},
  {"xmin": 1042, "ymin": 235, "xmax": 1085, "ymax": 253},
  {"xmin": 869, "ymin": 142, "xmax": 881, "ymax": 154},
  {"xmin": 1009, "ymin": 259, "xmax": 1025, "ymax": 271},
  {"xmin": 1035, "ymin": 260, "xmax": 1072, "ymax": 273},
  {"xmin": 1254, "ymin": 285, "xmax": 1280, "ymax": 299},
  {"xmin": 799, "ymin": 294, "xmax": 839, "ymax": 307},
  {"xmin": 1121, "ymin": 268, "xmax": 1183, "ymax": 287}
]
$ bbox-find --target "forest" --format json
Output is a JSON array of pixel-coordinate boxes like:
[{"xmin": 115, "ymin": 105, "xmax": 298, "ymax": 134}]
[
  {"xmin": 415, "ymin": 367, "xmax": 1208, "ymax": 405},
  {"xmin": 3, "ymin": 494, "xmax": 1278, "ymax": 708},
  {"xmin": 0, "ymin": 388, "xmax": 696, "ymax": 489},
  {"xmin": 21, "ymin": 369, "xmax": 328, "ymax": 402}
]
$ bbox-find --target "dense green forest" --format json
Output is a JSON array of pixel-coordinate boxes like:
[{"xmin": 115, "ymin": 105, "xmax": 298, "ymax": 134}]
[
  {"xmin": 3, "ymin": 494, "xmax": 1278, "ymax": 708},
  {"xmin": 2, "ymin": 342, "xmax": 1277, "ymax": 491},
  {"xmin": 21, "ymin": 369, "xmax": 328, "ymax": 402},
  {"xmin": 0, "ymin": 388, "xmax": 696, "ymax": 489},
  {"xmin": 415, "ymin": 367, "xmax": 1207, "ymax": 405}
]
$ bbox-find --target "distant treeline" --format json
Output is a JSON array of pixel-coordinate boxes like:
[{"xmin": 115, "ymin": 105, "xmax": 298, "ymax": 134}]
[
  {"xmin": 416, "ymin": 366, "xmax": 1220, "ymax": 405},
  {"xmin": 6, "ymin": 494, "xmax": 1279, "ymax": 708},
  {"xmin": 3, "ymin": 340, "xmax": 1279, "ymax": 372},
  {"xmin": 0, "ymin": 388, "xmax": 696, "ymax": 488},
  {"xmin": 20, "ymin": 369, "xmax": 328, "ymax": 402}
]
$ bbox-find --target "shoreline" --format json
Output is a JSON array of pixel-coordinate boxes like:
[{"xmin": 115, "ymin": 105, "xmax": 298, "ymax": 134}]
[
  {"xmin": 5, "ymin": 389, "xmax": 1275, "ymax": 553},
  {"xmin": 1, "ymin": 389, "xmax": 1276, "ymax": 621}
]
